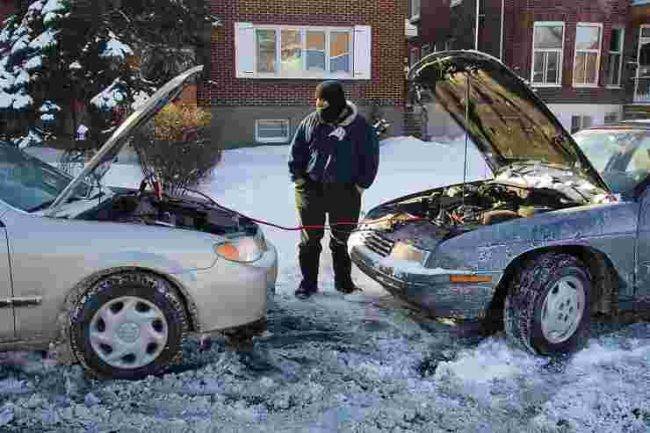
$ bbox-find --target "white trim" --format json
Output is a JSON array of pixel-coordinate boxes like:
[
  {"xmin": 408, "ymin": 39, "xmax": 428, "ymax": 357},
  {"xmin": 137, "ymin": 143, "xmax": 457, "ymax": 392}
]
[
  {"xmin": 236, "ymin": 23, "xmax": 357, "ymax": 80},
  {"xmin": 634, "ymin": 25, "xmax": 650, "ymax": 102},
  {"xmin": 255, "ymin": 119, "xmax": 291, "ymax": 144},
  {"xmin": 572, "ymin": 22, "xmax": 603, "ymax": 88},
  {"xmin": 531, "ymin": 21, "xmax": 565, "ymax": 87}
]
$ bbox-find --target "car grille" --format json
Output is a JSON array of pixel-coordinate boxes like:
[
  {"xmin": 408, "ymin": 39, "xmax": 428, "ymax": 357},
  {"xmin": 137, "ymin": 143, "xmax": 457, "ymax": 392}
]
[{"xmin": 362, "ymin": 232, "xmax": 395, "ymax": 257}]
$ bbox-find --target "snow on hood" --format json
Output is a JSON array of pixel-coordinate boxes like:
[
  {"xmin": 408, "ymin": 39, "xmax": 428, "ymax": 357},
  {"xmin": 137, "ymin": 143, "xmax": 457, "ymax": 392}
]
[
  {"xmin": 408, "ymin": 51, "xmax": 609, "ymax": 193},
  {"xmin": 45, "ymin": 65, "xmax": 204, "ymax": 215}
]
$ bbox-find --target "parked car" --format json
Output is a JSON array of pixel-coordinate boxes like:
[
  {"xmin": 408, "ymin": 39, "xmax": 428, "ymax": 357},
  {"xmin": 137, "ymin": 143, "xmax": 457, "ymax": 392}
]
[
  {"xmin": 0, "ymin": 66, "xmax": 277, "ymax": 379},
  {"xmin": 349, "ymin": 51, "xmax": 649, "ymax": 356}
]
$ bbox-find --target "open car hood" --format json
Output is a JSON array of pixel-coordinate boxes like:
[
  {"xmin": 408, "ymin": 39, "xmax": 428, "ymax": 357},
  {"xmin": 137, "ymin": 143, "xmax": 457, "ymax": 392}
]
[
  {"xmin": 408, "ymin": 51, "xmax": 609, "ymax": 192},
  {"xmin": 45, "ymin": 65, "xmax": 204, "ymax": 216}
]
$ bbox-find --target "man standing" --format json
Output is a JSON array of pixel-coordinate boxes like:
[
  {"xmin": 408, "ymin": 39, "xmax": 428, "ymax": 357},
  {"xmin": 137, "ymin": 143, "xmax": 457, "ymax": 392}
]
[{"xmin": 288, "ymin": 81, "xmax": 380, "ymax": 299}]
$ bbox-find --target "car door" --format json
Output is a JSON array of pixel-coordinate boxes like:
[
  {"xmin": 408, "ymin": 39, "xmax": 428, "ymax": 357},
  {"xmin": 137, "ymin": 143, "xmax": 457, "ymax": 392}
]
[
  {"xmin": 632, "ymin": 138, "xmax": 650, "ymax": 310},
  {"xmin": 636, "ymin": 185, "xmax": 650, "ymax": 310},
  {"xmin": 0, "ymin": 214, "xmax": 15, "ymax": 341}
]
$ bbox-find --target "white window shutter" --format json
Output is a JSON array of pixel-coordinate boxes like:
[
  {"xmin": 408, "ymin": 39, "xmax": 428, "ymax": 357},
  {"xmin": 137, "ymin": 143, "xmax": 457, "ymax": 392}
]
[
  {"xmin": 353, "ymin": 25, "xmax": 372, "ymax": 80},
  {"xmin": 235, "ymin": 22, "xmax": 255, "ymax": 78}
]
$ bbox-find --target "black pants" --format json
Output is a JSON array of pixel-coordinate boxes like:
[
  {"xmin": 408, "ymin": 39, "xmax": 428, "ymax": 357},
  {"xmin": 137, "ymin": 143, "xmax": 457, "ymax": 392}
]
[{"xmin": 294, "ymin": 180, "xmax": 361, "ymax": 290}]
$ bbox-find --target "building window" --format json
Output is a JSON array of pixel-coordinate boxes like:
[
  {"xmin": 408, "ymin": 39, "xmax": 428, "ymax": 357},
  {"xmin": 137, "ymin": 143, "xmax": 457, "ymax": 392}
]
[
  {"xmin": 421, "ymin": 43, "xmax": 431, "ymax": 57},
  {"xmin": 573, "ymin": 23, "xmax": 603, "ymax": 87},
  {"xmin": 531, "ymin": 22, "xmax": 565, "ymax": 86},
  {"xmin": 606, "ymin": 28, "xmax": 624, "ymax": 87},
  {"xmin": 571, "ymin": 115, "xmax": 593, "ymax": 133},
  {"xmin": 255, "ymin": 119, "xmax": 290, "ymax": 143},
  {"xmin": 410, "ymin": 0, "xmax": 420, "ymax": 20},
  {"xmin": 235, "ymin": 23, "xmax": 371, "ymax": 80},
  {"xmin": 604, "ymin": 112, "xmax": 619, "ymax": 124}
]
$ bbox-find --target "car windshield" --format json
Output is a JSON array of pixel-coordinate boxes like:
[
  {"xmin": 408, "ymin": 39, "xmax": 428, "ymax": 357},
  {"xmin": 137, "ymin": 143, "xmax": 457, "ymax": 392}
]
[
  {"xmin": 0, "ymin": 144, "xmax": 93, "ymax": 212},
  {"xmin": 573, "ymin": 128, "xmax": 650, "ymax": 196}
]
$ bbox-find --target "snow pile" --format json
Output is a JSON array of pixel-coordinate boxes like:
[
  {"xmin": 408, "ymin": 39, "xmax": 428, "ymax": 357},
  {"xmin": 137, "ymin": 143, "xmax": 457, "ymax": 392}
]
[{"xmin": 90, "ymin": 79, "xmax": 127, "ymax": 111}]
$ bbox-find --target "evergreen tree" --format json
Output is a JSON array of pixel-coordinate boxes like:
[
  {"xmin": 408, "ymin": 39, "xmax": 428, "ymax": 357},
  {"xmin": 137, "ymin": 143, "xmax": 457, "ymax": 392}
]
[{"xmin": 0, "ymin": 0, "xmax": 217, "ymax": 148}]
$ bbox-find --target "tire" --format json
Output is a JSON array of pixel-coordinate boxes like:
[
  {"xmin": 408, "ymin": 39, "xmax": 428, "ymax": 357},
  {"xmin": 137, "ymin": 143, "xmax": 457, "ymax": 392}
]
[
  {"xmin": 504, "ymin": 253, "xmax": 591, "ymax": 355},
  {"xmin": 69, "ymin": 271, "xmax": 189, "ymax": 380}
]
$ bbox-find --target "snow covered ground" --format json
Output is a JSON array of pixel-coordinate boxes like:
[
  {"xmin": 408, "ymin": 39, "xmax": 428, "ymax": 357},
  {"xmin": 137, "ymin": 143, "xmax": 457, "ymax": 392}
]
[{"xmin": 3, "ymin": 137, "xmax": 649, "ymax": 432}]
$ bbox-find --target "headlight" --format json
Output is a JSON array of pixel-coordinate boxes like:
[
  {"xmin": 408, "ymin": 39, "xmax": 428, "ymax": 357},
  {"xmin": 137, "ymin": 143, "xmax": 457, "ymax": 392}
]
[
  {"xmin": 389, "ymin": 242, "xmax": 427, "ymax": 264},
  {"xmin": 214, "ymin": 235, "xmax": 264, "ymax": 263}
]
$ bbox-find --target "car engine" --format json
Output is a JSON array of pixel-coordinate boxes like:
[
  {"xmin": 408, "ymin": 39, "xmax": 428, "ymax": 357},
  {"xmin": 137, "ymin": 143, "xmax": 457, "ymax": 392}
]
[
  {"xmin": 77, "ymin": 191, "xmax": 258, "ymax": 236},
  {"xmin": 371, "ymin": 181, "xmax": 580, "ymax": 235}
]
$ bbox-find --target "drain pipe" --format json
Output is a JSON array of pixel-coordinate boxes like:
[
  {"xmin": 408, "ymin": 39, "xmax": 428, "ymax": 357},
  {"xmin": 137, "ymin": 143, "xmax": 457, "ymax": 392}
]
[
  {"xmin": 499, "ymin": 0, "xmax": 505, "ymax": 60},
  {"xmin": 475, "ymin": 0, "xmax": 480, "ymax": 50}
]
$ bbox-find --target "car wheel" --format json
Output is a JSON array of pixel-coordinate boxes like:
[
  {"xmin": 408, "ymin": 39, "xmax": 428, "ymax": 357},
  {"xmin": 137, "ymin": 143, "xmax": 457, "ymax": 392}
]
[
  {"xmin": 70, "ymin": 271, "xmax": 189, "ymax": 379},
  {"xmin": 504, "ymin": 253, "xmax": 591, "ymax": 355}
]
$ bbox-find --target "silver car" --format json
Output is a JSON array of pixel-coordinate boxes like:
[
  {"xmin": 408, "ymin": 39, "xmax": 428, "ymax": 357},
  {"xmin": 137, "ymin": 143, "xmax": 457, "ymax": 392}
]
[
  {"xmin": 0, "ymin": 67, "xmax": 278, "ymax": 379},
  {"xmin": 350, "ymin": 51, "xmax": 648, "ymax": 356}
]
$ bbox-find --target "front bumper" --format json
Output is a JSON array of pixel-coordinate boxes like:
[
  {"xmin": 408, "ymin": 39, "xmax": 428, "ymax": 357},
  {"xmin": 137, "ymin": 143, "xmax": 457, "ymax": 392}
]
[
  {"xmin": 172, "ymin": 243, "xmax": 278, "ymax": 333},
  {"xmin": 349, "ymin": 235, "xmax": 497, "ymax": 319}
]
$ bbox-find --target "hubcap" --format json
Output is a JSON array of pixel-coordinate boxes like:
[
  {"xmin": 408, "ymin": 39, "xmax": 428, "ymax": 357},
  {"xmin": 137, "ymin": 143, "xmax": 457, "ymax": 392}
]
[
  {"xmin": 540, "ymin": 275, "xmax": 585, "ymax": 344},
  {"xmin": 89, "ymin": 296, "xmax": 168, "ymax": 369}
]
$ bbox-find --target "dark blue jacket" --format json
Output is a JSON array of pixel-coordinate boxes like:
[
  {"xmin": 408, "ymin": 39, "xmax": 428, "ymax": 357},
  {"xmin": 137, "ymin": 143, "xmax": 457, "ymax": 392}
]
[{"xmin": 288, "ymin": 102, "xmax": 379, "ymax": 189}]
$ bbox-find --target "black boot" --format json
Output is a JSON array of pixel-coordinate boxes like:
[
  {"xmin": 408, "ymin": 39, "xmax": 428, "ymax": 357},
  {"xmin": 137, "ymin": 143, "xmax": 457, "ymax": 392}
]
[
  {"xmin": 331, "ymin": 243, "xmax": 360, "ymax": 294},
  {"xmin": 296, "ymin": 245, "xmax": 321, "ymax": 299}
]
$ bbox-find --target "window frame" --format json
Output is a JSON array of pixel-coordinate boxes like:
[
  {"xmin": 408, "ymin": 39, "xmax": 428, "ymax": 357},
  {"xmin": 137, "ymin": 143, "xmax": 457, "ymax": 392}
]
[
  {"xmin": 249, "ymin": 24, "xmax": 355, "ymax": 80},
  {"xmin": 606, "ymin": 27, "xmax": 625, "ymax": 88},
  {"xmin": 572, "ymin": 22, "xmax": 603, "ymax": 88},
  {"xmin": 255, "ymin": 119, "xmax": 291, "ymax": 144},
  {"xmin": 531, "ymin": 21, "xmax": 565, "ymax": 88}
]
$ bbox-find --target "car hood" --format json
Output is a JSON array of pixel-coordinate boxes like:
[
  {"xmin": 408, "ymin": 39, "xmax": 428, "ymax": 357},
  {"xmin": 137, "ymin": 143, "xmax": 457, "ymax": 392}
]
[
  {"xmin": 408, "ymin": 51, "xmax": 609, "ymax": 192},
  {"xmin": 45, "ymin": 65, "xmax": 204, "ymax": 216}
]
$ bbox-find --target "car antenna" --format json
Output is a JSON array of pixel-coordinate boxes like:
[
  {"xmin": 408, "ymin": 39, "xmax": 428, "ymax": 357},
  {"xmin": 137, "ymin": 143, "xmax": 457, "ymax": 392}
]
[{"xmin": 462, "ymin": 72, "xmax": 471, "ymax": 206}]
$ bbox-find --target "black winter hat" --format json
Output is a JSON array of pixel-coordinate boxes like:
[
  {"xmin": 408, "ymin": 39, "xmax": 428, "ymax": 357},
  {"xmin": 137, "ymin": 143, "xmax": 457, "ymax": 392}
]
[{"xmin": 315, "ymin": 80, "xmax": 347, "ymax": 123}]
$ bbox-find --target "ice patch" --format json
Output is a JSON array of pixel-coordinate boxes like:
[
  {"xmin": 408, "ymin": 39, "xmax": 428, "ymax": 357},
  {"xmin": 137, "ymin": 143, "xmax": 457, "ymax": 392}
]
[{"xmin": 0, "ymin": 404, "xmax": 13, "ymax": 426}]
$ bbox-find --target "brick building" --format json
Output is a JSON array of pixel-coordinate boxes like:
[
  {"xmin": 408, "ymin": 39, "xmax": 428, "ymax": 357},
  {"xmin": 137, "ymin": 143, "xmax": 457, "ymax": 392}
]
[
  {"xmin": 408, "ymin": 0, "xmax": 635, "ymax": 134},
  {"xmin": 208, "ymin": 0, "xmax": 408, "ymax": 147}
]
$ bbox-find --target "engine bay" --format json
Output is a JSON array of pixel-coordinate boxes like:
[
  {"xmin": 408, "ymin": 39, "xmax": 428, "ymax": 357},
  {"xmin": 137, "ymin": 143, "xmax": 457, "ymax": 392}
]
[
  {"xmin": 77, "ymin": 191, "xmax": 258, "ymax": 236},
  {"xmin": 369, "ymin": 181, "xmax": 582, "ymax": 235}
]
